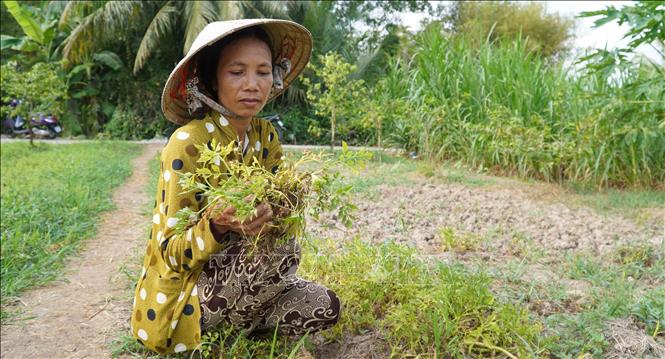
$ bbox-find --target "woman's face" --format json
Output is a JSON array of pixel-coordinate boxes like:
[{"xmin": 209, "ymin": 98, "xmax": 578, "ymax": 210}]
[{"xmin": 215, "ymin": 36, "xmax": 273, "ymax": 119}]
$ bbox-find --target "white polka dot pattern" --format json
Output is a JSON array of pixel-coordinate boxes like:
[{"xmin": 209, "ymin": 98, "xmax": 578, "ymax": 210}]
[
  {"xmin": 176, "ymin": 131, "xmax": 190, "ymax": 140},
  {"xmin": 205, "ymin": 122, "xmax": 215, "ymax": 133},
  {"xmin": 196, "ymin": 237, "xmax": 205, "ymax": 251},
  {"xmin": 152, "ymin": 213, "xmax": 160, "ymax": 224},
  {"xmin": 171, "ymin": 319, "xmax": 178, "ymax": 329},
  {"xmin": 255, "ymin": 141, "xmax": 261, "ymax": 151},
  {"xmin": 178, "ymin": 291, "xmax": 185, "ymax": 302},
  {"xmin": 163, "ymin": 170, "xmax": 171, "ymax": 182},
  {"xmin": 138, "ymin": 329, "xmax": 148, "ymax": 340},
  {"xmin": 156, "ymin": 292, "xmax": 167, "ymax": 304},
  {"xmin": 169, "ymin": 255, "xmax": 177, "ymax": 266},
  {"xmin": 166, "ymin": 217, "xmax": 178, "ymax": 228},
  {"xmin": 140, "ymin": 288, "xmax": 147, "ymax": 300},
  {"xmin": 219, "ymin": 115, "xmax": 229, "ymax": 126},
  {"xmin": 174, "ymin": 343, "xmax": 187, "ymax": 353}
]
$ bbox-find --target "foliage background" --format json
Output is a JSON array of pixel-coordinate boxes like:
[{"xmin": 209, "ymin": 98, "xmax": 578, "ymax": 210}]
[{"xmin": 1, "ymin": 0, "xmax": 663, "ymax": 188}]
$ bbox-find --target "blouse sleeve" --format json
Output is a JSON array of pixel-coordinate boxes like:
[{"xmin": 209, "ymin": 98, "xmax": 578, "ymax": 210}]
[{"xmin": 155, "ymin": 129, "xmax": 230, "ymax": 273}]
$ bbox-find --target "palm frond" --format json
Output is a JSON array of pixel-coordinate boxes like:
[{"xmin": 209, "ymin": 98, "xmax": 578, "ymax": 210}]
[
  {"xmin": 133, "ymin": 1, "xmax": 177, "ymax": 73},
  {"xmin": 58, "ymin": 0, "xmax": 82, "ymax": 29},
  {"xmin": 62, "ymin": 1, "xmax": 140, "ymax": 65},
  {"xmin": 216, "ymin": 1, "xmax": 242, "ymax": 21},
  {"xmin": 182, "ymin": 0, "xmax": 218, "ymax": 55},
  {"xmin": 353, "ymin": 44, "xmax": 381, "ymax": 79},
  {"xmin": 237, "ymin": 1, "xmax": 288, "ymax": 19}
]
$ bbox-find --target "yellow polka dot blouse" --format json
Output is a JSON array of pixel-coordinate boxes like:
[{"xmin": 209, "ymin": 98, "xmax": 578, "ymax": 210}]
[{"xmin": 131, "ymin": 111, "xmax": 283, "ymax": 354}]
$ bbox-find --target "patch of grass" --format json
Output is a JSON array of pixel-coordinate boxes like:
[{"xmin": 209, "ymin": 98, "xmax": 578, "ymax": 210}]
[
  {"xmin": 417, "ymin": 161, "xmax": 494, "ymax": 187},
  {"xmin": 299, "ymin": 237, "xmax": 547, "ymax": 358},
  {"xmin": 568, "ymin": 185, "xmax": 665, "ymax": 223},
  {"xmin": 544, "ymin": 310, "xmax": 609, "ymax": 358},
  {"xmin": 438, "ymin": 226, "xmax": 481, "ymax": 252},
  {"xmin": 631, "ymin": 285, "xmax": 665, "ymax": 337},
  {"xmin": 1, "ymin": 141, "xmax": 139, "ymax": 316},
  {"xmin": 549, "ymin": 246, "xmax": 665, "ymax": 357},
  {"xmin": 571, "ymin": 185, "xmax": 665, "ymax": 211}
]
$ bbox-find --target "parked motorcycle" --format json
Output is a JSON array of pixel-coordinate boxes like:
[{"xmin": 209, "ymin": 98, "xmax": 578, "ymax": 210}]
[
  {"xmin": 3, "ymin": 99, "xmax": 63, "ymax": 139},
  {"xmin": 2, "ymin": 99, "xmax": 29, "ymax": 137},
  {"xmin": 30, "ymin": 113, "xmax": 63, "ymax": 139}
]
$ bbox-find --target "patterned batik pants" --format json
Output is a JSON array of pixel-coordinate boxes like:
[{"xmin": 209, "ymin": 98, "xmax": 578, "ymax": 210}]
[{"xmin": 196, "ymin": 235, "xmax": 341, "ymax": 336}]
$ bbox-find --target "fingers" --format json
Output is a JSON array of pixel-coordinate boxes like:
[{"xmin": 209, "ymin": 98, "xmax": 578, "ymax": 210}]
[
  {"xmin": 222, "ymin": 206, "xmax": 237, "ymax": 216},
  {"xmin": 210, "ymin": 201, "xmax": 273, "ymax": 236},
  {"xmin": 243, "ymin": 205, "xmax": 273, "ymax": 235}
]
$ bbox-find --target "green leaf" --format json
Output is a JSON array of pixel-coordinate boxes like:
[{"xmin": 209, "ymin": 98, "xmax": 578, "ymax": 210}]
[
  {"xmin": 101, "ymin": 102, "xmax": 115, "ymax": 118},
  {"xmin": 72, "ymin": 87, "xmax": 100, "ymax": 99},
  {"xmin": 0, "ymin": 34, "xmax": 24, "ymax": 50},
  {"xmin": 92, "ymin": 51, "xmax": 123, "ymax": 70},
  {"xmin": 3, "ymin": 0, "xmax": 45, "ymax": 44}
]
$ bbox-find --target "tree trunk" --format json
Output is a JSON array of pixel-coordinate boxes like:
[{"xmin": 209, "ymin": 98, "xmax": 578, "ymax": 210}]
[
  {"xmin": 28, "ymin": 115, "xmax": 34, "ymax": 147},
  {"xmin": 330, "ymin": 106, "xmax": 336, "ymax": 150},
  {"xmin": 376, "ymin": 117, "xmax": 382, "ymax": 148}
]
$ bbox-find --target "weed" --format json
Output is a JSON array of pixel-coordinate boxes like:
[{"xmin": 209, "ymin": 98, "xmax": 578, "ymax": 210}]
[
  {"xmin": 631, "ymin": 285, "xmax": 665, "ymax": 337},
  {"xmin": 438, "ymin": 227, "xmax": 480, "ymax": 252},
  {"xmin": 299, "ymin": 237, "xmax": 546, "ymax": 357},
  {"xmin": 174, "ymin": 140, "xmax": 370, "ymax": 253}
]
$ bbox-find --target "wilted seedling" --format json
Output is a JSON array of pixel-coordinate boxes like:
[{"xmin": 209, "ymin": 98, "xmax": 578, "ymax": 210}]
[{"xmin": 174, "ymin": 139, "xmax": 371, "ymax": 254}]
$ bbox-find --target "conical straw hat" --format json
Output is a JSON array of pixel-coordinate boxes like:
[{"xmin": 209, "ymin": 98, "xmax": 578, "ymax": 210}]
[{"xmin": 161, "ymin": 19, "xmax": 312, "ymax": 125}]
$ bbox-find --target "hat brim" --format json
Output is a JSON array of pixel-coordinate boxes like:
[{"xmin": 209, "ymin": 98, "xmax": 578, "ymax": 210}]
[{"xmin": 161, "ymin": 19, "xmax": 312, "ymax": 126}]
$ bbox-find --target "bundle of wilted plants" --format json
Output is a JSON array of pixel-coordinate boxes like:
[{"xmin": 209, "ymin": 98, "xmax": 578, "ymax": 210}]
[{"xmin": 174, "ymin": 139, "xmax": 370, "ymax": 254}]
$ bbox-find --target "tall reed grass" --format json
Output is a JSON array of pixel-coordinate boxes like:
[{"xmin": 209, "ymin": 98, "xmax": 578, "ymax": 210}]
[{"xmin": 383, "ymin": 29, "xmax": 665, "ymax": 188}]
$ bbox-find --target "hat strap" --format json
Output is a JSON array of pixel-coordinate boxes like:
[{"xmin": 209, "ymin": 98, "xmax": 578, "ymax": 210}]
[
  {"xmin": 185, "ymin": 76, "xmax": 240, "ymax": 118},
  {"xmin": 272, "ymin": 58, "xmax": 292, "ymax": 91}
]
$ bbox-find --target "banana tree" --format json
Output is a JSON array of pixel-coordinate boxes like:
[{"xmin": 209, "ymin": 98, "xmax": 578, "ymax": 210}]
[{"xmin": 1, "ymin": 0, "xmax": 67, "ymax": 65}]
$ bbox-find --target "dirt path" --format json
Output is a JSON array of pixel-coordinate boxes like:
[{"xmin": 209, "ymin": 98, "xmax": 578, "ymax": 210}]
[{"xmin": 1, "ymin": 143, "xmax": 162, "ymax": 359}]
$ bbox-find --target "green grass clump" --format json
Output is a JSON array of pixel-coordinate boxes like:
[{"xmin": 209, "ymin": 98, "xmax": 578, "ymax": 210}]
[
  {"xmin": 300, "ymin": 238, "xmax": 546, "ymax": 358},
  {"xmin": 631, "ymin": 285, "xmax": 665, "ymax": 337},
  {"xmin": 1, "ymin": 141, "xmax": 139, "ymax": 310},
  {"xmin": 550, "ymin": 245, "xmax": 665, "ymax": 357},
  {"xmin": 438, "ymin": 226, "xmax": 481, "ymax": 252},
  {"xmin": 382, "ymin": 29, "xmax": 664, "ymax": 188}
]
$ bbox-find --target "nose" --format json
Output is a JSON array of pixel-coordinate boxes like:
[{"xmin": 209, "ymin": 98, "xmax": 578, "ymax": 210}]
[{"xmin": 243, "ymin": 73, "xmax": 259, "ymax": 92}]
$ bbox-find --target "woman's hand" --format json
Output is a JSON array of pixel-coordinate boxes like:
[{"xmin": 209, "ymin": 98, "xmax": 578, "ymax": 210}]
[{"xmin": 209, "ymin": 201, "xmax": 273, "ymax": 237}]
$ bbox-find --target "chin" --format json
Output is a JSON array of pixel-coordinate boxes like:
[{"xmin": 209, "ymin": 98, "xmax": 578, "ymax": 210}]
[
  {"xmin": 235, "ymin": 106, "xmax": 265, "ymax": 119},
  {"xmin": 234, "ymin": 110, "xmax": 259, "ymax": 119}
]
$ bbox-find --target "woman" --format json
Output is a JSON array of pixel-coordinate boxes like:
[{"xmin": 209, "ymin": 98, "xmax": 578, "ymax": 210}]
[{"xmin": 131, "ymin": 19, "xmax": 341, "ymax": 354}]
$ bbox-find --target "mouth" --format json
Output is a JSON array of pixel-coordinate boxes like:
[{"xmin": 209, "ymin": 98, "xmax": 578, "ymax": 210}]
[{"xmin": 239, "ymin": 99, "xmax": 261, "ymax": 106}]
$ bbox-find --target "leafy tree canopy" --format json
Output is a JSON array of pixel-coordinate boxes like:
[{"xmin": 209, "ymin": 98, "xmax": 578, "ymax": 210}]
[{"xmin": 451, "ymin": 1, "xmax": 574, "ymax": 61}]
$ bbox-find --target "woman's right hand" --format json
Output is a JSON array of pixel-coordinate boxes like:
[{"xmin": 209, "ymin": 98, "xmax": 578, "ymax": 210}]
[{"xmin": 209, "ymin": 201, "xmax": 273, "ymax": 237}]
